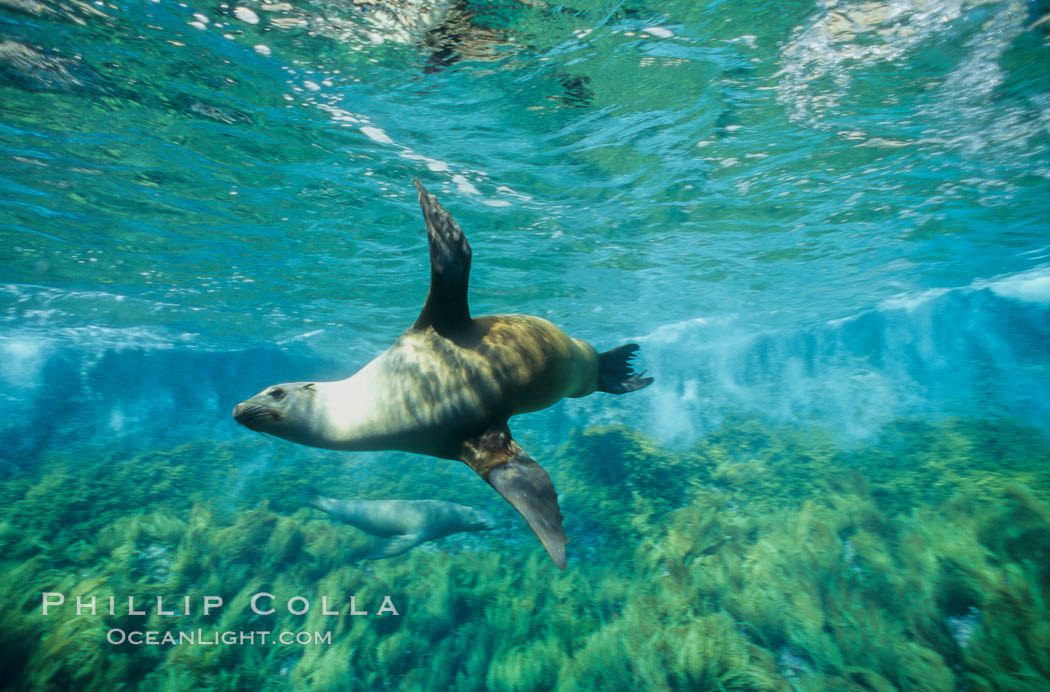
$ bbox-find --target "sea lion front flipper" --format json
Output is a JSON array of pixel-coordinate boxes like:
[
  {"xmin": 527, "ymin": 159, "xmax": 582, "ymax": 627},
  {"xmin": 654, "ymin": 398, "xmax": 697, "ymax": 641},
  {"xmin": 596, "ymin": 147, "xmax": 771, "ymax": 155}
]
[
  {"xmin": 365, "ymin": 533, "xmax": 424, "ymax": 560},
  {"xmin": 459, "ymin": 424, "xmax": 567, "ymax": 569},
  {"xmin": 412, "ymin": 179, "xmax": 472, "ymax": 336}
]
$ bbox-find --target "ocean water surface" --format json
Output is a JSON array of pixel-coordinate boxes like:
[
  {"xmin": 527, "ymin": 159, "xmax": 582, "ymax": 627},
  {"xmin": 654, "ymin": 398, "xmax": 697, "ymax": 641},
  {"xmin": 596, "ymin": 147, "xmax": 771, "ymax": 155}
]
[{"xmin": 2, "ymin": 0, "xmax": 1050, "ymax": 689}]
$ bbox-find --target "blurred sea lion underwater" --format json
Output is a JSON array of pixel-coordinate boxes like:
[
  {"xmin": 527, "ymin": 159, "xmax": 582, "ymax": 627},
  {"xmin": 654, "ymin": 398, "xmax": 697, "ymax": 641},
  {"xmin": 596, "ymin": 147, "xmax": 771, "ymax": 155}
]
[{"xmin": 305, "ymin": 488, "xmax": 497, "ymax": 559}]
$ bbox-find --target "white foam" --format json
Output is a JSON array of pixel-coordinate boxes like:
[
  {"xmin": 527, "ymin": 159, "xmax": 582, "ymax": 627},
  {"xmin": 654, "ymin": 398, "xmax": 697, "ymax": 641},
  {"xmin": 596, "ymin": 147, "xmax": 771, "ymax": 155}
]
[
  {"xmin": 0, "ymin": 337, "xmax": 50, "ymax": 389},
  {"xmin": 234, "ymin": 6, "xmax": 259, "ymax": 24},
  {"xmin": 984, "ymin": 267, "xmax": 1050, "ymax": 304},
  {"xmin": 877, "ymin": 266, "xmax": 1050, "ymax": 312},
  {"xmin": 359, "ymin": 126, "xmax": 394, "ymax": 145},
  {"xmin": 451, "ymin": 174, "xmax": 479, "ymax": 195},
  {"xmin": 878, "ymin": 287, "xmax": 950, "ymax": 313},
  {"xmin": 775, "ymin": 0, "xmax": 970, "ymax": 127},
  {"xmin": 276, "ymin": 329, "xmax": 325, "ymax": 345},
  {"xmin": 315, "ymin": 103, "xmax": 364, "ymax": 125},
  {"xmin": 642, "ymin": 26, "xmax": 674, "ymax": 39},
  {"xmin": 639, "ymin": 316, "xmax": 716, "ymax": 344},
  {"xmin": 495, "ymin": 185, "xmax": 532, "ymax": 201},
  {"xmin": 399, "ymin": 151, "xmax": 450, "ymax": 173},
  {"xmin": 618, "ymin": 264, "xmax": 1050, "ymax": 445}
]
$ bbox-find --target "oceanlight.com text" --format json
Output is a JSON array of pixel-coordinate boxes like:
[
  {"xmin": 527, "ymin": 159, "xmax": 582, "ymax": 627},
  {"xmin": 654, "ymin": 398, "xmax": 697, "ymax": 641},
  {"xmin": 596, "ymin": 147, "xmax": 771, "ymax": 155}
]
[{"xmin": 107, "ymin": 629, "xmax": 333, "ymax": 646}]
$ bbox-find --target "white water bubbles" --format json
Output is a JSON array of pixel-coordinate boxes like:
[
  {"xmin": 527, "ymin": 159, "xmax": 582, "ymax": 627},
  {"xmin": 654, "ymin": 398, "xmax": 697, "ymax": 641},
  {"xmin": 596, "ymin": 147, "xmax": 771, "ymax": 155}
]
[
  {"xmin": 0, "ymin": 336, "xmax": 51, "ymax": 391},
  {"xmin": 359, "ymin": 126, "xmax": 394, "ymax": 145},
  {"xmin": 610, "ymin": 264, "xmax": 1050, "ymax": 447},
  {"xmin": 310, "ymin": 86, "xmax": 525, "ymax": 206},
  {"xmin": 233, "ymin": 6, "xmax": 260, "ymax": 25},
  {"xmin": 981, "ymin": 266, "xmax": 1050, "ymax": 304},
  {"xmin": 913, "ymin": 0, "xmax": 1042, "ymax": 158},
  {"xmin": 642, "ymin": 26, "xmax": 675, "ymax": 40},
  {"xmin": 776, "ymin": 0, "xmax": 977, "ymax": 129},
  {"xmin": 176, "ymin": 0, "xmax": 532, "ymax": 209}
]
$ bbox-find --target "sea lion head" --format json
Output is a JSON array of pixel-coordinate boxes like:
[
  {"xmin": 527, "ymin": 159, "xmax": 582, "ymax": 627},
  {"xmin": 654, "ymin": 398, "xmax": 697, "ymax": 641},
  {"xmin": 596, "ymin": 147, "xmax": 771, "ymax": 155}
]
[
  {"xmin": 233, "ymin": 382, "xmax": 321, "ymax": 444},
  {"xmin": 467, "ymin": 507, "xmax": 498, "ymax": 532}
]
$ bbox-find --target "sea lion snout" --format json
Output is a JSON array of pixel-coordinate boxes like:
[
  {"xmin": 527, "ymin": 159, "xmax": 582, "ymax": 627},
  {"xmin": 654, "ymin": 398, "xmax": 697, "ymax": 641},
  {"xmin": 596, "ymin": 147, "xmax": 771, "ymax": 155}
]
[
  {"xmin": 474, "ymin": 509, "xmax": 498, "ymax": 531},
  {"xmin": 232, "ymin": 400, "xmax": 281, "ymax": 430},
  {"xmin": 233, "ymin": 382, "xmax": 319, "ymax": 436}
]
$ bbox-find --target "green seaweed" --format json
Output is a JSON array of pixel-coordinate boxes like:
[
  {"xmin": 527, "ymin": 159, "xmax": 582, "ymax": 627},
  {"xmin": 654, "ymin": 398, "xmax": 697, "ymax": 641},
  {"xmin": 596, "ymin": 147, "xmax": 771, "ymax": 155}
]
[{"xmin": 2, "ymin": 416, "xmax": 1050, "ymax": 690}]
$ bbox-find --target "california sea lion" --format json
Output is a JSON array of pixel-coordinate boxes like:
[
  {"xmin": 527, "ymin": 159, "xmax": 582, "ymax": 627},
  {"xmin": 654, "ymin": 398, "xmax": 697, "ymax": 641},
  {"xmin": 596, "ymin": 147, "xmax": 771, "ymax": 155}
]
[
  {"xmin": 233, "ymin": 179, "xmax": 652, "ymax": 568},
  {"xmin": 305, "ymin": 489, "xmax": 496, "ymax": 559}
]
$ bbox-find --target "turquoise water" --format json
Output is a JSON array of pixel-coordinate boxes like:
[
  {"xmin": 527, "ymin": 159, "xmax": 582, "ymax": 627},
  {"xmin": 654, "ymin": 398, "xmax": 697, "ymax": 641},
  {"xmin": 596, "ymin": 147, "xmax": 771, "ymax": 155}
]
[{"xmin": 2, "ymin": 0, "xmax": 1050, "ymax": 689}]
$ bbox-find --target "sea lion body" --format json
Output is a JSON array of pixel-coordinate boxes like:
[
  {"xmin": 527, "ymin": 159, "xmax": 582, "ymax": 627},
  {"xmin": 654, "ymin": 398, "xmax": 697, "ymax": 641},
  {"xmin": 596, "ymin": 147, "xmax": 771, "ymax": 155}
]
[
  {"xmin": 309, "ymin": 315, "xmax": 598, "ymax": 458},
  {"xmin": 307, "ymin": 491, "xmax": 496, "ymax": 559},
  {"xmin": 234, "ymin": 179, "xmax": 652, "ymax": 568}
]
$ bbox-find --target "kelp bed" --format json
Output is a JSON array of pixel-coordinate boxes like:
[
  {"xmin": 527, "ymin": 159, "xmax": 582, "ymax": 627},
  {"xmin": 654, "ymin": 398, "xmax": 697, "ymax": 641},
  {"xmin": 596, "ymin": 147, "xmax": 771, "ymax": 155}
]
[{"xmin": 1, "ymin": 417, "xmax": 1048, "ymax": 691}]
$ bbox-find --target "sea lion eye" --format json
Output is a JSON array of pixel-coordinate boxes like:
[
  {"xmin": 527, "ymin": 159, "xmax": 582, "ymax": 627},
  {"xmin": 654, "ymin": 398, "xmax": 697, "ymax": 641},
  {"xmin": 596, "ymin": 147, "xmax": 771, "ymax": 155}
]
[{"xmin": 269, "ymin": 388, "xmax": 285, "ymax": 401}]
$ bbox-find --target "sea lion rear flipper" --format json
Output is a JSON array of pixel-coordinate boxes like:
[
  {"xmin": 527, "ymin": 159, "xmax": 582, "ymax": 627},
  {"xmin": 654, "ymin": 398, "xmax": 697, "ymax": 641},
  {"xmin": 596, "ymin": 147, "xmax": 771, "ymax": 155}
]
[
  {"xmin": 365, "ymin": 533, "xmax": 424, "ymax": 560},
  {"xmin": 412, "ymin": 179, "xmax": 473, "ymax": 336},
  {"xmin": 459, "ymin": 424, "xmax": 567, "ymax": 569},
  {"xmin": 597, "ymin": 343, "xmax": 654, "ymax": 394}
]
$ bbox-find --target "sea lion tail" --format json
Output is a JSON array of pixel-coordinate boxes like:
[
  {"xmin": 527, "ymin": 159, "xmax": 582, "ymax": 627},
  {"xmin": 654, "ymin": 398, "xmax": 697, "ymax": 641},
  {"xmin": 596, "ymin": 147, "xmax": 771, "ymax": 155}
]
[{"xmin": 597, "ymin": 343, "xmax": 653, "ymax": 394}]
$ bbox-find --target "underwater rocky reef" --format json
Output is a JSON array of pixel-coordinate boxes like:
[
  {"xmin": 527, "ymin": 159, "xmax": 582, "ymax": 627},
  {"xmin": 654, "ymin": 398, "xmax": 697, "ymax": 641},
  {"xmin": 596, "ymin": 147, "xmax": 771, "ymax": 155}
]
[{"xmin": 2, "ymin": 417, "xmax": 1049, "ymax": 691}]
